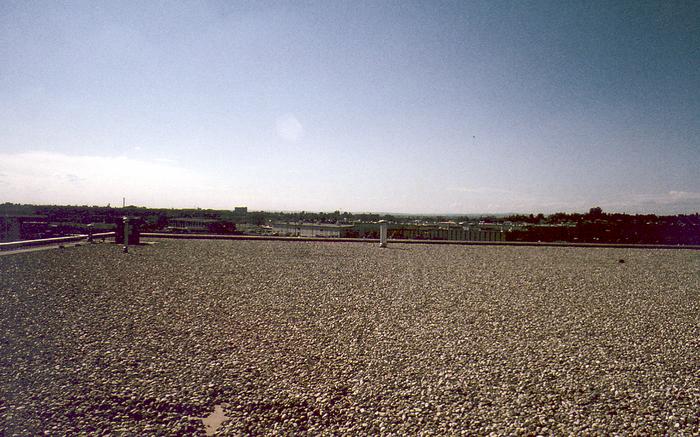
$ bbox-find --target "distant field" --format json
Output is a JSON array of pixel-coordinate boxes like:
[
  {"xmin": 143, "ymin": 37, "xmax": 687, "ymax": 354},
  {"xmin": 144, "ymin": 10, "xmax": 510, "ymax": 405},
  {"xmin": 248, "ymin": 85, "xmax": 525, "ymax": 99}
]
[{"xmin": 1, "ymin": 240, "xmax": 698, "ymax": 434}]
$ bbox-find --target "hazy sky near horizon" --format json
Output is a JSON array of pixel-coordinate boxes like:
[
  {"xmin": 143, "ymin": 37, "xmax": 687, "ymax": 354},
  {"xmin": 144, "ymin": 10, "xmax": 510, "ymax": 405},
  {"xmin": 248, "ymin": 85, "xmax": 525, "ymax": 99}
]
[{"xmin": 1, "ymin": 0, "xmax": 698, "ymax": 214}]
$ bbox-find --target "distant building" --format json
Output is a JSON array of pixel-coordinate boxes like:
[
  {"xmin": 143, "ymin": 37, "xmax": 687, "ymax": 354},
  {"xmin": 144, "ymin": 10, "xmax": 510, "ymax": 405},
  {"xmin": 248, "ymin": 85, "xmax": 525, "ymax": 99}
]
[
  {"xmin": 272, "ymin": 222, "xmax": 354, "ymax": 238},
  {"xmin": 350, "ymin": 222, "xmax": 505, "ymax": 241},
  {"xmin": 232, "ymin": 206, "xmax": 248, "ymax": 224},
  {"xmin": 0, "ymin": 215, "xmax": 49, "ymax": 242},
  {"xmin": 167, "ymin": 218, "xmax": 220, "ymax": 233},
  {"xmin": 237, "ymin": 223, "xmax": 273, "ymax": 235},
  {"xmin": 458, "ymin": 225, "xmax": 505, "ymax": 242},
  {"xmin": 0, "ymin": 216, "xmax": 21, "ymax": 242},
  {"xmin": 166, "ymin": 218, "xmax": 236, "ymax": 234},
  {"xmin": 269, "ymin": 221, "xmax": 505, "ymax": 241}
]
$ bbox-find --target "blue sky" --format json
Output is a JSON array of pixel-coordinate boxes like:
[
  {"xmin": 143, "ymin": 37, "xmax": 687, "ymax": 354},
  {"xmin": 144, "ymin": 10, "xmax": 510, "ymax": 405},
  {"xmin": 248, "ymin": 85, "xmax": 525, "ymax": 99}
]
[{"xmin": 1, "ymin": 0, "xmax": 698, "ymax": 214}]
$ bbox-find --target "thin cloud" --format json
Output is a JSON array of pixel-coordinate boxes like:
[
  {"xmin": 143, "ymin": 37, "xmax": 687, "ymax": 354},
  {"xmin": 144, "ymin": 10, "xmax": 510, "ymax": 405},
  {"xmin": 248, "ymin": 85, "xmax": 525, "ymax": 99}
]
[
  {"xmin": 438, "ymin": 186, "xmax": 588, "ymax": 214},
  {"xmin": 0, "ymin": 151, "xmax": 241, "ymax": 208},
  {"xmin": 64, "ymin": 174, "xmax": 85, "ymax": 184},
  {"xmin": 668, "ymin": 191, "xmax": 700, "ymax": 201},
  {"xmin": 275, "ymin": 114, "xmax": 304, "ymax": 142},
  {"xmin": 598, "ymin": 191, "xmax": 700, "ymax": 214},
  {"xmin": 154, "ymin": 157, "xmax": 177, "ymax": 165},
  {"xmin": 449, "ymin": 187, "xmax": 517, "ymax": 195}
]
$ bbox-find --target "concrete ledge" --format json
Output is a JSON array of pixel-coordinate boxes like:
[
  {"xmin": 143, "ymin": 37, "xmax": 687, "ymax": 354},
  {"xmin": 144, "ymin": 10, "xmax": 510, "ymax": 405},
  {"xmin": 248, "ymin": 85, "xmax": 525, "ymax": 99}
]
[
  {"xmin": 0, "ymin": 235, "xmax": 87, "ymax": 250},
  {"xmin": 142, "ymin": 233, "xmax": 371, "ymax": 243},
  {"xmin": 0, "ymin": 232, "xmax": 115, "ymax": 251},
  {"xmin": 141, "ymin": 233, "xmax": 700, "ymax": 250}
]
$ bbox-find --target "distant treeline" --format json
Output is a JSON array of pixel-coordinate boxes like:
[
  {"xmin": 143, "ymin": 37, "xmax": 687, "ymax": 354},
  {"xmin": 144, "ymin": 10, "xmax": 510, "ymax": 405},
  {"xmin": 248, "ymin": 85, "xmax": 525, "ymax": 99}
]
[{"xmin": 2, "ymin": 203, "xmax": 699, "ymax": 245}]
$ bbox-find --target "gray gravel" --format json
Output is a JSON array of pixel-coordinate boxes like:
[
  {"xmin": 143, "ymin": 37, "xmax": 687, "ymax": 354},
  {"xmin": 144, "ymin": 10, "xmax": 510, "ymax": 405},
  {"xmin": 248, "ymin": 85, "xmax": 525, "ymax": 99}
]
[{"xmin": 1, "ymin": 240, "xmax": 698, "ymax": 435}]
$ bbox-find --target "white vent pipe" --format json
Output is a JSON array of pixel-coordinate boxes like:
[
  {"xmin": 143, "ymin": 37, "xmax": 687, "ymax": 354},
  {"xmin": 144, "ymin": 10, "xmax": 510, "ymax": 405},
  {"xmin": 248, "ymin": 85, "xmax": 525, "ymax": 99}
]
[{"xmin": 379, "ymin": 220, "xmax": 388, "ymax": 248}]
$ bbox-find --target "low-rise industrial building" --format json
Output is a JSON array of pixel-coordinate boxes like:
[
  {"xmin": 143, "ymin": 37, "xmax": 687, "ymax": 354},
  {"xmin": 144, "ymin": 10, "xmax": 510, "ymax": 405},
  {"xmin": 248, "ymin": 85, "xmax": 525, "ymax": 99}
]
[
  {"xmin": 167, "ymin": 218, "xmax": 219, "ymax": 233},
  {"xmin": 269, "ymin": 221, "xmax": 505, "ymax": 241},
  {"xmin": 271, "ymin": 223, "xmax": 355, "ymax": 237}
]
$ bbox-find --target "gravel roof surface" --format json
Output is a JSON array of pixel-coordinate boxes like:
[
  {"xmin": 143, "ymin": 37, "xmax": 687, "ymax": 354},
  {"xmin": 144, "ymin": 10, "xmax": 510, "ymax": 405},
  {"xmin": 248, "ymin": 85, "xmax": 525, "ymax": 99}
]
[{"xmin": 1, "ymin": 240, "xmax": 698, "ymax": 435}]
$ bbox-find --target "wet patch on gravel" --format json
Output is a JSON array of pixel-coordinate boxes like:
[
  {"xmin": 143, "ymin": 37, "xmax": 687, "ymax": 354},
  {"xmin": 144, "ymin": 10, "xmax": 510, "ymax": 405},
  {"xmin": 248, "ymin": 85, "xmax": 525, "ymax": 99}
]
[{"xmin": 202, "ymin": 404, "xmax": 229, "ymax": 435}]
